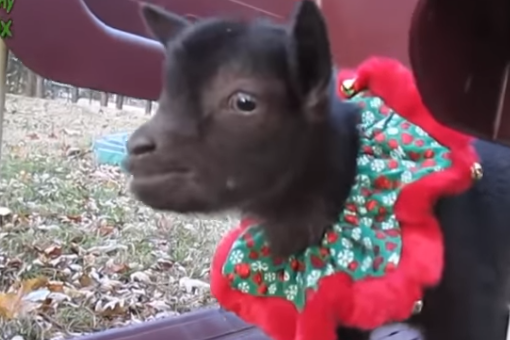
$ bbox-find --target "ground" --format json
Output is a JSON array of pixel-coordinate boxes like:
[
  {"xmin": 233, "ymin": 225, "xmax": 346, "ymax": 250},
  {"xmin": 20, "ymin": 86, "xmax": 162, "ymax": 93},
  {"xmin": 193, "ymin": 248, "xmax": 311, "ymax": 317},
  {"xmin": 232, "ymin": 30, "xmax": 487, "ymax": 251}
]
[{"xmin": 0, "ymin": 95, "xmax": 237, "ymax": 340}]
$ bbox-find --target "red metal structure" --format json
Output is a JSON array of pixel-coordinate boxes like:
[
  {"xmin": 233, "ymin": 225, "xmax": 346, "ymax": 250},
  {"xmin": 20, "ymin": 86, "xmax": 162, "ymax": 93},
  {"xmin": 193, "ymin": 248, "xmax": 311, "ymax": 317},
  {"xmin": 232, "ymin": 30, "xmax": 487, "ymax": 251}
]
[
  {"xmin": 1, "ymin": 0, "xmax": 417, "ymax": 100},
  {"xmin": 0, "ymin": 0, "xmax": 507, "ymax": 339},
  {"xmin": 409, "ymin": 0, "xmax": 510, "ymax": 146},
  {"xmin": 4, "ymin": 0, "xmax": 506, "ymax": 144}
]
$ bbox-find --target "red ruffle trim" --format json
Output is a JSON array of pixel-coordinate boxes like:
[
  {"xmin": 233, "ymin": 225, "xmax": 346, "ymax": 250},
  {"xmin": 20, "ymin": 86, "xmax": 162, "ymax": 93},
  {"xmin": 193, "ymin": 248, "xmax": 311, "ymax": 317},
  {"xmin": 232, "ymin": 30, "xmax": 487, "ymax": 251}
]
[{"xmin": 210, "ymin": 57, "xmax": 479, "ymax": 340}]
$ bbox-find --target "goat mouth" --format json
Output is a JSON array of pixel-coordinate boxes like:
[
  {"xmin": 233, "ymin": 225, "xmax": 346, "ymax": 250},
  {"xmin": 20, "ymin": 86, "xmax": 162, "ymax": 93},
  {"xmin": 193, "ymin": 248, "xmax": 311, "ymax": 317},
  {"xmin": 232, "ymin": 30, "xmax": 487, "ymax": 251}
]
[
  {"xmin": 130, "ymin": 168, "xmax": 194, "ymax": 185},
  {"xmin": 128, "ymin": 169, "xmax": 200, "ymax": 211}
]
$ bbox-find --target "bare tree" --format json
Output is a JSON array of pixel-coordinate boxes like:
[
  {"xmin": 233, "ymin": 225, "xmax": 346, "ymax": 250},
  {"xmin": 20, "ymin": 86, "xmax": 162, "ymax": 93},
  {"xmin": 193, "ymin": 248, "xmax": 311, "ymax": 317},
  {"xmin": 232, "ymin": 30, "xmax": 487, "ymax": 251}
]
[
  {"xmin": 6, "ymin": 52, "xmax": 24, "ymax": 94},
  {"xmin": 25, "ymin": 69, "xmax": 36, "ymax": 97},
  {"xmin": 145, "ymin": 100, "xmax": 152, "ymax": 114},
  {"xmin": 115, "ymin": 94, "xmax": 124, "ymax": 110},
  {"xmin": 100, "ymin": 92, "xmax": 108, "ymax": 107},
  {"xmin": 35, "ymin": 75, "xmax": 45, "ymax": 98},
  {"xmin": 71, "ymin": 87, "xmax": 79, "ymax": 103},
  {"xmin": 8, "ymin": 62, "xmax": 154, "ymax": 110}
]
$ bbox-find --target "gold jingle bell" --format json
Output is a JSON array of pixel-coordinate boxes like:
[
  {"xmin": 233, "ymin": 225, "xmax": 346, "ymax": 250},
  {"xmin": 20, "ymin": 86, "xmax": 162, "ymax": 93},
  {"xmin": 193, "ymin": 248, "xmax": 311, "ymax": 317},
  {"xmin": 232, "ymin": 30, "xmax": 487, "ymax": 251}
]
[
  {"xmin": 412, "ymin": 300, "xmax": 423, "ymax": 315},
  {"xmin": 341, "ymin": 79, "xmax": 357, "ymax": 97},
  {"xmin": 471, "ymin": 162, "xmax": 483, "ymax": 181}
]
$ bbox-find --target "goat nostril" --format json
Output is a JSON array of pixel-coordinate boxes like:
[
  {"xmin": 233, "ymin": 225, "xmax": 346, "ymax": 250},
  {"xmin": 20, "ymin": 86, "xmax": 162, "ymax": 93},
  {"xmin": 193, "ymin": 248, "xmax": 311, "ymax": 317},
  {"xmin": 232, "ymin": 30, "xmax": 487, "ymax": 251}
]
[{"xmin": 128, "ymin": 136, "xmax": 156, "ymax": 156}]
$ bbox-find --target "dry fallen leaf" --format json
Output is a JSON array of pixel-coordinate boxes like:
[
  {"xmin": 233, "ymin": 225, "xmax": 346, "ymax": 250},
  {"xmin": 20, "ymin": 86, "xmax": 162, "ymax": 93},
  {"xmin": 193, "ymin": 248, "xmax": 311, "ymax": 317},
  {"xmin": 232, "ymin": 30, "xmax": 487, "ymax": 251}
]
[
  {"xmin": 105, "ymin": 261, "xmax": 129, "ymax": 275},
  {"xmin": 24, "ymin": 289, "xmax": 51, "ymax": 303},
  {"xmin": 0, "ymin": 94, "xmax": 222, "ymax": 338},
  {"xmin": 69, "ymin": 242, "xmax": 85, "ymax": 255},
  {"xmin": 19, "ymin": 277, "xmax": 49, "ymax": 293},
  {"xmin": 98, "ymin": 225, "xmax": 115, "ymax": 236},
  {"xmin": 36, "ymin": 224, "xmax": 61, "ymax": 232},
  {"xmin": 63, "ymin": 128, "xmax": 81, "ymax": 136},
  {"xmin": 83, "ymin": 254, "xmax": 97, "ymax": 267},
  {"xmin": 130, "ymin": 271, "xmax": 152, "ymax": 284},
  {"xmin": 46, "ymin": 292, "xmax": 70, "ymax": 304},
  {"xmin": 96, "ymin": 299, "xmax": 127, "ymax": 317},
  {"xmin": 0, "ymin": 206, "xmax": 12, "ymax": 225},
  {"xmin": 147, "ymin": 300, "xmax": 171, "ymax": 312},
  {"xmin": 179, "ymin": 277, "xmax": 210, "ymax": 293},
  {"xmin": 0, "ymin": 277, "xmax": 51, "ymax": 319},
  {"xmin": 66, "ymin": 215, "xmax": 82, "ymax": 223},
  {"xmin": 156, "ymin": 259, "xmax": 174, "ymax": 270},
  {"xmin": 47, "ymin": 281, "xmax": 64, "ymax": 293},
  {"xmin": 98, "ymin": 278, "xmax": 123, "ymax": 292},
  {"xmin": 0, "ymin": 206, "xmax": 12, "ymax": 217},
  {"xmin": 65, "ymin": 147, "xmax": 82, "ymax": 157},
  {"xmin": 6, "ymin": 258, "xmax": 22, "ymax": 268},
  {"xmin": 43, "ymin": 245, "xmax": 62, "ymax": 258},
  {"xmin": 87, "ymin": 244, "xmax": 128, "ymax": 255},
  {"xmin": 78, "ymin": 274, "xmax": 93, "ymax": 288},
  {"xmin": 0, "ymin": 292, "xmax": 26, "ymax": 319}
]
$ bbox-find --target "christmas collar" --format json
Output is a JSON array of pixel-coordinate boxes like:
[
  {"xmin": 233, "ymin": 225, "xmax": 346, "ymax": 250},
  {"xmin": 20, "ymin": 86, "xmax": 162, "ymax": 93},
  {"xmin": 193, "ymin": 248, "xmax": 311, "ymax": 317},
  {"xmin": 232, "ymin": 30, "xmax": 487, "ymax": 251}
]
[{"xmin": 210, "ymin": 57, "xmax": 481, "ymax": 340}]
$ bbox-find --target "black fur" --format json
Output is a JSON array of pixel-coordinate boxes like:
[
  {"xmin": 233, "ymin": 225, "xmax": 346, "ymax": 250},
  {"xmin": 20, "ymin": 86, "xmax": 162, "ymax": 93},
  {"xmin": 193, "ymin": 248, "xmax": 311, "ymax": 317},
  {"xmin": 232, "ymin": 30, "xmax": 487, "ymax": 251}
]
[{"xmin": 127, "ymin": 2, "xmax": 510, "ymax": 339}]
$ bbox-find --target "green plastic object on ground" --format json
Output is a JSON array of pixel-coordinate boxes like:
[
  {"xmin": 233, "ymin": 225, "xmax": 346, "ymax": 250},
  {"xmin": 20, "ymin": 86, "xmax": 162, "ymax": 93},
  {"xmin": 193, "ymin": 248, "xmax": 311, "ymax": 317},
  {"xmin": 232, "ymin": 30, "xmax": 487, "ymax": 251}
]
[{"xmin": 92, "ymin": 132, "xmax": 130, "ymax": 171}]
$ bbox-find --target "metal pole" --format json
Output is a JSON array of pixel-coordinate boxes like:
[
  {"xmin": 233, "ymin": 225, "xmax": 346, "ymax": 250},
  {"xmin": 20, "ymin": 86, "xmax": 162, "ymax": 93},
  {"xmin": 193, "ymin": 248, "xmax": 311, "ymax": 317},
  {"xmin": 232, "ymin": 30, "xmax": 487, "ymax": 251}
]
[
  {"xmin": 0, "ymin": 39, "xmax": 8, "ymax": 171},
  {"xmin": 506, "ymin": 306, "xmax": 510, "ymax": 340}
]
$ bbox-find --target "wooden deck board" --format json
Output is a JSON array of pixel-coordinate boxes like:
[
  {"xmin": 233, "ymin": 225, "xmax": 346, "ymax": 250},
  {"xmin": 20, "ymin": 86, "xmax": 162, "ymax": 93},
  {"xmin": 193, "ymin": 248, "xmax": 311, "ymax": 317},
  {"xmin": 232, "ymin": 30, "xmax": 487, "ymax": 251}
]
[
  {"xmin": 370, "ymin": 324, "xmax": 422, "ymax": 340},
  {"xmin": 75, "ymin": 307, "xmax": 422, "ymax": 340}
]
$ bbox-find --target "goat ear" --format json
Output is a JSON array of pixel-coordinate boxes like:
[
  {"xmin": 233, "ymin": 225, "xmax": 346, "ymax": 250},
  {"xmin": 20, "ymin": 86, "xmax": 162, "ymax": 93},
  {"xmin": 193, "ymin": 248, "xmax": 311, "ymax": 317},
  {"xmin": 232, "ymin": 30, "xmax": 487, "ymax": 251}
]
[
  {"xmin": 289, "ymin": 1, "xmax": 332, "ymax": 117},
  {"xmin": 141, "ymin": 4, "xmax": 191, "ymax": 44}
]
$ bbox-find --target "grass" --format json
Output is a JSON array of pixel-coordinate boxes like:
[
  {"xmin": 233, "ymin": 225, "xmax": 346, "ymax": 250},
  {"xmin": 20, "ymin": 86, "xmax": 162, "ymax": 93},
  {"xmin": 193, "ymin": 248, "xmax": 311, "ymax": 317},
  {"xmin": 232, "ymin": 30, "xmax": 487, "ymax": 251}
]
[{"xmin": 0, "ymin": 94, "xmax": 237, "ymax": 340}]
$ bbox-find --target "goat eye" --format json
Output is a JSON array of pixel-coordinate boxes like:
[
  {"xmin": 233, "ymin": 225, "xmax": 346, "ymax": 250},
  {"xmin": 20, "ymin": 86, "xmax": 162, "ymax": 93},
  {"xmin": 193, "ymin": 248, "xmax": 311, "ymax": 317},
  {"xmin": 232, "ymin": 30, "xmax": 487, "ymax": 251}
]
[{"xmin": 229, "ymin": 92, "xmax": 257, "ymax": 114}]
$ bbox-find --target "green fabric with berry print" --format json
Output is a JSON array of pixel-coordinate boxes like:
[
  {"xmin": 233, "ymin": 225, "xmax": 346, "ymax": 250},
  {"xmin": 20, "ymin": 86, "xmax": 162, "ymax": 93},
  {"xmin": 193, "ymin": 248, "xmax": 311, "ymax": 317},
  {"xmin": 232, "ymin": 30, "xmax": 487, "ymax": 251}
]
[{"xmin": 222, "ymin": 91, "xmax": 453, "ymax": 310}]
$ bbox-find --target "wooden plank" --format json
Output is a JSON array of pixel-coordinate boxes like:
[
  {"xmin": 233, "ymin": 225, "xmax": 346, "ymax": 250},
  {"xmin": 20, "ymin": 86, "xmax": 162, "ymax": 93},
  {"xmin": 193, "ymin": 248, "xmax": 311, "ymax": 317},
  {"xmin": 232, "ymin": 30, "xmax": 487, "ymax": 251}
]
[
  {"xmin": 370, "ymin": 324, "xmax": 422, "ymax": 340},
  {"xmin": 74, "ymin": 307, "xmax": 423, "ymax": 340}
]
